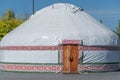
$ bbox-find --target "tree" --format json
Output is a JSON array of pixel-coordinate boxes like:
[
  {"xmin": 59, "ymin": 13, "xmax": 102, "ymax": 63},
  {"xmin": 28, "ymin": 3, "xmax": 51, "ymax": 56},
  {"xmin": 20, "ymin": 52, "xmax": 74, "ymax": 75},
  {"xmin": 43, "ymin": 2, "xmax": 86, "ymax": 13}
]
[
  {"xmin": 2, "ymin": 9, "xmax": 15, "ymax": 21},
  {"xmin": 0, "ymin": 9, "xmax": 25, "ymax": 41},
  {"xmin": 116, "ymin": 20, "xmax": 120, "ymax": 38}
]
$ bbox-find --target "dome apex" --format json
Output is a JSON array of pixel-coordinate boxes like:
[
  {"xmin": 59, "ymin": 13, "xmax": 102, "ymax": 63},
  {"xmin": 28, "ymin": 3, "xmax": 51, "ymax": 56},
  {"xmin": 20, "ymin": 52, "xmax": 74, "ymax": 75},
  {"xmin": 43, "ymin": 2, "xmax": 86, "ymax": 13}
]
[
  {"xmin": 50, "ymin": 3, "xmax": 83, "ymax": 12},
  {"xmin": 52, "ymin": 3, "xmax": 76, "ymax": 9}
]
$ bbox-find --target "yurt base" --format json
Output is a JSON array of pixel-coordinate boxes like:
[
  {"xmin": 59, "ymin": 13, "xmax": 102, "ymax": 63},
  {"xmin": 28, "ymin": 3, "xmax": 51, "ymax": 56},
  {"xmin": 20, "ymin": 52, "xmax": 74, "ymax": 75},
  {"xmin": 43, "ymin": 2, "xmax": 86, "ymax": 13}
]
[{"xmin": 0, "ymin": 63, "xmax": 119, "ymax": 73}]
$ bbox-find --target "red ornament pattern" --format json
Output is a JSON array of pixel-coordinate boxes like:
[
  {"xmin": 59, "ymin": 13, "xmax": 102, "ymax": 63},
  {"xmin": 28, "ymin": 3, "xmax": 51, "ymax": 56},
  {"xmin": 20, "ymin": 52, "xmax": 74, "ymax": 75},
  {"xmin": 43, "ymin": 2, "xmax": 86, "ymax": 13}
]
[
  {"xmin": 0, "ymin": 64, "xmax": 62, "ymax": 72},
  {"xmin": 78, "ymin": 64, "xmax": 120, "ymax": 71},
  {"xmin": 0, "ymin": 64, "xmax": 119, "ymax": 72},
  {"xmin": 0, "ymin": 46, "xmax": 120, "ymax": 50},
  {"xmin": 62, "ymin": 40, "xmax": 80, "ymax": 44}
]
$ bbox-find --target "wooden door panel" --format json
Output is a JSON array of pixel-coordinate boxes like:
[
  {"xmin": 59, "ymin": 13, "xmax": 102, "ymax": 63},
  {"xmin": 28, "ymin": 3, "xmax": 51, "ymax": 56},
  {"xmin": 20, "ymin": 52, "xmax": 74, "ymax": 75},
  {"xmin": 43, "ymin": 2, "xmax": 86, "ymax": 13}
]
[
  {"xmin": 70, "ymin": 45, "xmax": 78, "ymax": 73},
  {"xmin": 63, "ymin": 45, "xmax": 71, "ymax": 73},
  {"xmin": 63, "ymin": 45, "xmax": 79, "ymax": 74}
]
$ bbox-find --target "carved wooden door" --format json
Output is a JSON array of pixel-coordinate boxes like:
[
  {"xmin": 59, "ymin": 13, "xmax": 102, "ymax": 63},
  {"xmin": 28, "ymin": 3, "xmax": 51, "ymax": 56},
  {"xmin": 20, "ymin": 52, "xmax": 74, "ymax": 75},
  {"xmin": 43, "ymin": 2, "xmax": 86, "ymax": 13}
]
[{"xmin": 63, "ymin": 44, "xmax": 78, "ymax": 73}]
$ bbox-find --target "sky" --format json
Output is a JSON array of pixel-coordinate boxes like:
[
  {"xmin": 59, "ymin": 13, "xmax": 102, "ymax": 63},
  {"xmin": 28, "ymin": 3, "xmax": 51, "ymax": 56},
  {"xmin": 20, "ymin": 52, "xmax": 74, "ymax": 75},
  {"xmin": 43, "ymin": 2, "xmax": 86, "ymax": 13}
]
[{"xmin": 0, "ymin": 0, "xmax": 120, "ymax": 31}]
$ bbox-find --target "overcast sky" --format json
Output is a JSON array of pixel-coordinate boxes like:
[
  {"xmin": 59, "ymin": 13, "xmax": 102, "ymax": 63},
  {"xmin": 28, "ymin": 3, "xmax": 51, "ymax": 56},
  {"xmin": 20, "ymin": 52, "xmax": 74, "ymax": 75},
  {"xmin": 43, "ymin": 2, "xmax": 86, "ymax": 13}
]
[{"xmin": 0, "ymin": 0, "xmax": 120, "ymax": 31}]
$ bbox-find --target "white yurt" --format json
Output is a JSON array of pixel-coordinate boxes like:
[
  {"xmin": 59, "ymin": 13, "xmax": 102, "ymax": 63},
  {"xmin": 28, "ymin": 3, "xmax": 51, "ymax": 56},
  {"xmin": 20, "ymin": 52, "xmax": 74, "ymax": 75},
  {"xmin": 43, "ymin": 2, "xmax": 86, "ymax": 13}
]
[{"xmin": 0, "ymin": 3, "xmax": 120, "ymax": 73}]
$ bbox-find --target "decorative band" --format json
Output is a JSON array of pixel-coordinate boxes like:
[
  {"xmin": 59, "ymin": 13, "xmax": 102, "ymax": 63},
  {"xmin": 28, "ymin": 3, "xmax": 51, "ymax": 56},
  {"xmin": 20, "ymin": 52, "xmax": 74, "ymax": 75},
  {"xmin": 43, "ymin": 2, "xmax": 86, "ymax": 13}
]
[
  {"xmin": 0, "ymin": 64, "xmax": 62, "ymax": 73},
  {"xmin": 78, "ymin": 64, "xmax": 120, "ymax": 71},
  {"xmin": 62, "ymin": 40, "xmax": 80, "ymax": 44},
  {"xmin": 78, "ymin": 46, "xmax": 120, "ymax": 51},
  {"xmin": 0, "ymin": 63, "xmax": 119, "ymax": 72},
  {"xmin": 0, "ymin": 46, "xmax": 120, "ymax": 50},
  {"xmin": 0, "ymin": 46, "xmax": 62, "ymax": 50}
]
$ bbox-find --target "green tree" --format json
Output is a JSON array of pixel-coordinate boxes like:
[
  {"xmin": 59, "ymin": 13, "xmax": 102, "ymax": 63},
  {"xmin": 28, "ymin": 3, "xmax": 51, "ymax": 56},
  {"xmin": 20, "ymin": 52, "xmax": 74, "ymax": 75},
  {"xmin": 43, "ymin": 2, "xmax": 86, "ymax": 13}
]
[
  {"xmin": 0, "ymin": 9, "xmax": 25, "ymax": 41},
  {"xmin": 2, "ymin": 9, "xmax": 15, "ymax": 21},
  {"xmin": 116, "ymin": 20, "xmax": 120, "ymax": 38}
]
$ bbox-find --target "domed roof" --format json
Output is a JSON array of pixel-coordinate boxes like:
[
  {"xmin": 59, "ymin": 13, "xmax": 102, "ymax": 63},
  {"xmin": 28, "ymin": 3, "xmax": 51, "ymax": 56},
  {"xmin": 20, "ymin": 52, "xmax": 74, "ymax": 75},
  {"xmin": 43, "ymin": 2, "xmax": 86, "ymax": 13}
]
[{"xmin": 0, "ymin": 3, "xmax": 119, "ymax": 46}]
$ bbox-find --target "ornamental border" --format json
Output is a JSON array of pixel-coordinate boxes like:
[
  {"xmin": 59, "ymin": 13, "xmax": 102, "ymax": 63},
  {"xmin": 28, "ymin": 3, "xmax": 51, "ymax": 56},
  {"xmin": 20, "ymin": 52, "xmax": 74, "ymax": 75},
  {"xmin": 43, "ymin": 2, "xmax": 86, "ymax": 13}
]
[
  {"xmin": 78, "ymin": 64, "xmax": 120, "ymax": 71},
  {"xmin": 0, "ymin": 64, "xmax": 62, "ymax": 73},
  {"xmin": 61, "ymin": 40, "xmax": 80, "ymax": 44},
  {"xmin": 0, "ymin": 46, "xmax": 120, "ymax": 50},
  {"xmin": 0, "ymin": 63, "xmax": 119, "ymax": 73}
]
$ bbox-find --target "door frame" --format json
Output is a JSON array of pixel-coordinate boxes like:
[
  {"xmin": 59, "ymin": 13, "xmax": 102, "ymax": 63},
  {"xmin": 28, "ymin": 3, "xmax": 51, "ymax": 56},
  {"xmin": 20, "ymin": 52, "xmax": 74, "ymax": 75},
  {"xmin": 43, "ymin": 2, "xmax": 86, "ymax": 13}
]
[{"xmin": 61, "ymin": 40, "xmax": 80, "ymax": 74}]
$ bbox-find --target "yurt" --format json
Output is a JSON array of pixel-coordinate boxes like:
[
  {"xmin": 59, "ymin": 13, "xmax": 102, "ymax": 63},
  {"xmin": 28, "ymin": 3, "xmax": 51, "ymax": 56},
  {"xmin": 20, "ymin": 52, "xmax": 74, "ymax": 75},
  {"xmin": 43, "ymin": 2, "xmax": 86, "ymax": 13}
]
[{"xmin": 0, "ymin": 3, "xmax": 120, "ymax": 73}]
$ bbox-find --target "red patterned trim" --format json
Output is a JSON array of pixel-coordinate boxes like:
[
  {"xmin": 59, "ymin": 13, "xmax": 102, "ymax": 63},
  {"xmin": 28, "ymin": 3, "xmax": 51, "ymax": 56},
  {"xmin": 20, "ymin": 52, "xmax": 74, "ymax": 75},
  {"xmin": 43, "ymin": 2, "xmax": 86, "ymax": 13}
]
[
  {"xmin": 0, "ymin": 46, "xmax": 62, "ymax": 50},
  {"xmin": 0, "ymin": 64, "xmax": 62, "ymax": 72},
  {"xmin": 0, "ymin": 64, "xmax": 119, "ymax": 72},
  {"xmin": 62, "ymin": 40, "xmax": 80, "ymax": 44},
  {"xmin": 78, "ymin": 64, "xmax": 120, "ymax": 71},
  {"xmin": 78, "ymin": 46, "xmax": 120, "ymax": 50},
  {"xmin": 0, "ymin": 46, "xmax": 120, "ymax": 50}
]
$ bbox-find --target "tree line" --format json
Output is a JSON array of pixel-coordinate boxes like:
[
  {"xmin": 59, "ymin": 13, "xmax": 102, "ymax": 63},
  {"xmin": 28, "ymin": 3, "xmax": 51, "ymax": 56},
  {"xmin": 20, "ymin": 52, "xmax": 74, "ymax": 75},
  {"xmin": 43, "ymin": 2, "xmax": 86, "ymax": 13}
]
[{"xmin": 0, "ymin": 10, "xmax": 120, "ymax": 41}]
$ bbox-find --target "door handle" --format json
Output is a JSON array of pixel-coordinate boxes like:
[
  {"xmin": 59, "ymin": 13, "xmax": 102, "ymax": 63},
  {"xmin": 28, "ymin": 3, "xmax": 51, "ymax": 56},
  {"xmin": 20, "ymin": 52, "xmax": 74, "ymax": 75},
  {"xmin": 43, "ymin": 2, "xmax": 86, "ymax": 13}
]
[{"xmin": 69, "ymin": 57, "xmax": 73, "ymax": 62}]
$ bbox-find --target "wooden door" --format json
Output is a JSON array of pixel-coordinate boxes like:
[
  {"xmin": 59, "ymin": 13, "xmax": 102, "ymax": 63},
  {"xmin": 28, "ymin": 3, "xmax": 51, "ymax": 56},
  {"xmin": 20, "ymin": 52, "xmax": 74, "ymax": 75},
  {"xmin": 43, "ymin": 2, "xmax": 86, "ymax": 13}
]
[
  {"xmin": 70, "ymin": 45, "xmax": 79, "ymax": 73},
  {"xmin": 63, "ymin": 45, "xmax": 71, "ymax": 73},
  {"xmin": 63, "ymin": 44, "xmax": 78, "ymax": 73}
]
